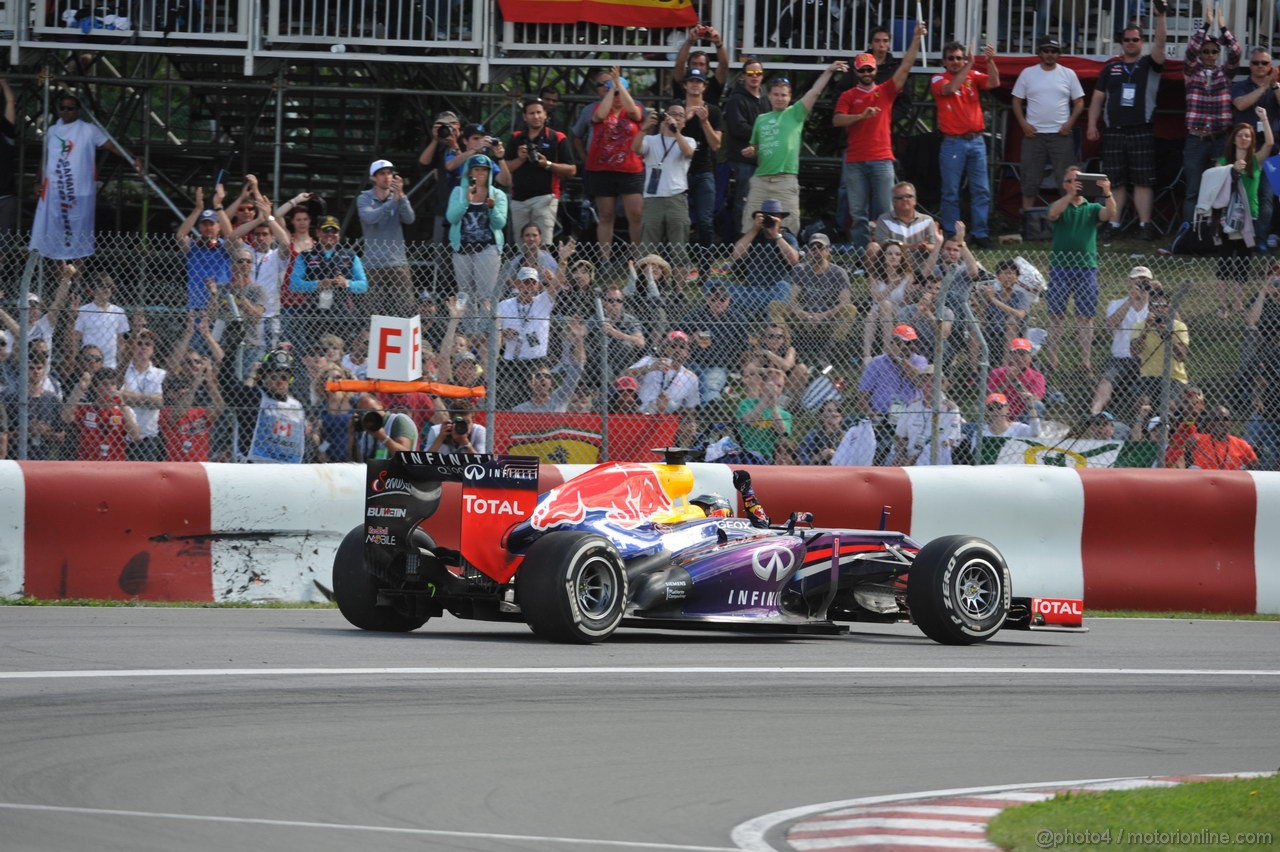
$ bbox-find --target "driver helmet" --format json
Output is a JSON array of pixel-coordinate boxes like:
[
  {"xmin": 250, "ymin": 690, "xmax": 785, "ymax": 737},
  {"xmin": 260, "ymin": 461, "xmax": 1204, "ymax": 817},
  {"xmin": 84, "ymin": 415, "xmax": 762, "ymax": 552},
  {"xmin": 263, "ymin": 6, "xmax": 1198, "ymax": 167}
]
[
  {"xmin": 690, "ymin": 493, "xmax": 733, "ymax": 519},
  {"xmin": 261, "ymin": 348, "xmax": 296, "ymax": 375}
]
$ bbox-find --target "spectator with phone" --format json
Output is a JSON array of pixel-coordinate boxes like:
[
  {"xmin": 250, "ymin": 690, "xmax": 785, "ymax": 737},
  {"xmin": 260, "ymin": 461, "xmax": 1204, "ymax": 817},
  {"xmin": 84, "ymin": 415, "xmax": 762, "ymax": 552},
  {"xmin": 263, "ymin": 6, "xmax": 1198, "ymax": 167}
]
[
  {"xmin": 586, "ymin": 66, "xmax": 645, "ymax": 266},
  {"xmin": 672, "ymin": 25, "xmax": 729, "ymax": 102},
  {"xmin": 357, "ymin": 158, "xmax": 416, "ymax": 317},
  {"xmin": 1045, "ymin": 165, "xmax": 1116, "ymax": 374}
]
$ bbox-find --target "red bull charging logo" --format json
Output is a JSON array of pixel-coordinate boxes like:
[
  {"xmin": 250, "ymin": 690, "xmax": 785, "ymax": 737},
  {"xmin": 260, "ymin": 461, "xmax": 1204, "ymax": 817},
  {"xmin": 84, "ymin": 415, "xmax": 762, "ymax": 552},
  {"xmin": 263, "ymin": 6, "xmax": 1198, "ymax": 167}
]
[{"xmin": 529, "ymin": 464, "xmax": 672, "ymax": 531}]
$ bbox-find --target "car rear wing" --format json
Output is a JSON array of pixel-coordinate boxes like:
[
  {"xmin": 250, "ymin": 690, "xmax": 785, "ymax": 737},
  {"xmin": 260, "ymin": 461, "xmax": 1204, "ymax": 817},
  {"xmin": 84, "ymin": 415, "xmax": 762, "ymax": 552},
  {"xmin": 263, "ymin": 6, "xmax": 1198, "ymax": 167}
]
[{"xmin": 366, "ymin": 452, "xmax": 541, "ymax": 583}]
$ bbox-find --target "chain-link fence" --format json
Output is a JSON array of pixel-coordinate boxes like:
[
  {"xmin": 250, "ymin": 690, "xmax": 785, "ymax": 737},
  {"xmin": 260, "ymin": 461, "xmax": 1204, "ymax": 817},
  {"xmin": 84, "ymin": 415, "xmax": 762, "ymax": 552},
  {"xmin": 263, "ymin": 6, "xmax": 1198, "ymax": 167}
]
[{"xmin": 2, "ymin": 230, "xmax": 1277, "ymax": 470}]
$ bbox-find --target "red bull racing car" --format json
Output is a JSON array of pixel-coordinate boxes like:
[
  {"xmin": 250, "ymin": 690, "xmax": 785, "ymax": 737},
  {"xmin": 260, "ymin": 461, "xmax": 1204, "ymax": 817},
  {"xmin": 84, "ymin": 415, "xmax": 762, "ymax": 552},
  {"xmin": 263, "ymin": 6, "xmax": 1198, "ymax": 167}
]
[{"xmin": 332, "ymin": 450, "xmax": 1086, "ymax": 645}]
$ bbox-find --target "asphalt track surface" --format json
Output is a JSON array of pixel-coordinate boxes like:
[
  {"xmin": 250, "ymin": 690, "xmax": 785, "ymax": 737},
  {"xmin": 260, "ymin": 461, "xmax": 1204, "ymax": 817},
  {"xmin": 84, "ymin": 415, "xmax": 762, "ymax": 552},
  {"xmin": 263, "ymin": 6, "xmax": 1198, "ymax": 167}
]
[{"xmin": 0, "ymin": 609, "xmax": 1276, "ymax": 852}]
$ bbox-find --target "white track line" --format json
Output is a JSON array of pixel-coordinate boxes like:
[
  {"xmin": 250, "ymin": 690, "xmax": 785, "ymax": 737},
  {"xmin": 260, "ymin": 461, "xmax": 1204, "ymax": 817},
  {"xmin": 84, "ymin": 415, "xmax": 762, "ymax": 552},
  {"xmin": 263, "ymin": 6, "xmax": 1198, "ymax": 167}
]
[
  {"xmin": 0, "ymin": 802, "xmax": 737, "ymax": 852},
  {"xmin": 1, "ymin": 666, "xmax": 1279, "ymax": 681}
]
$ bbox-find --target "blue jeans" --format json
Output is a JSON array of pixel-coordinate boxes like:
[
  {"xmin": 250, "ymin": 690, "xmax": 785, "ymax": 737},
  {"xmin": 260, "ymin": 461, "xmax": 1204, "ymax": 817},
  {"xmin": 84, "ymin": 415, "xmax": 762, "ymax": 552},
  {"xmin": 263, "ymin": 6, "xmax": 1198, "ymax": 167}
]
[
  {"xmin": 939, "ymin": 136, "xmax": 991, "ymax": 239},
  {"xmin": 1182, "ymin": 133, "xmax": 1224, "ymax": 223},
  {"xmin": 728, "ymin": 279, "xmax": 792, "ymax": 319},
  {"xmin": 687, "ymin": 170, "xmax": 716, "ymax": 246},
  {"xmin": 1258, "ymin": 178, "xmax": 1275, "ymax": 243},
  {"xmin": 842, "ymin": 160, "xmax": 896, "ymax": 251}
]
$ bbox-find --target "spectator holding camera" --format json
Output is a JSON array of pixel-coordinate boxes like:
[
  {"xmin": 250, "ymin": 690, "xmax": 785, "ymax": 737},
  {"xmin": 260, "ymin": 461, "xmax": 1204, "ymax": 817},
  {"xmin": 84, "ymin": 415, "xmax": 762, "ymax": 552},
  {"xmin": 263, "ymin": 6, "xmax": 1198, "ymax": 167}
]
[
  {"xmin": 352, "ymin": 393, "xmax": 418, "ymax": 462},
  {"xmin": 729, "ymin": 198, "xmax": 800, "ymax": 317},
  {"xmin": 423, "ymin": 406, "xmax": 485, "ymax": 453},
  {"xmin": 1090, "ymin": 266, "xmax": 1152, "ymax": 417},
  {"xmin": 501, "ymin": 98, "xmax": 575, "ymax": 245},
  {"xmin": 448, "ymin": 154, "xmax": 508, "ymax": 333},
  {"xmin": 1130, "ymin": 285, "xmax": 1190, "ymax": 402},
  {"xmin": 418, "ymin": 110, "xmax": 462, "ymax": 242},
  {"xmin": 634, "ymin": 102, "xmax": 697, "ymax": 255}
]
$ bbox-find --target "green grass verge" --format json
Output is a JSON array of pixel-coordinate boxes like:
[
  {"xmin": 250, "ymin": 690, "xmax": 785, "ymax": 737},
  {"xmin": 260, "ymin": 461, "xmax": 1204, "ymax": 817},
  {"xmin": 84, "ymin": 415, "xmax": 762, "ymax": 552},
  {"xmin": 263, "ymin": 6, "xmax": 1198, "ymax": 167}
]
[{"xmin": 987, "ymin": 774, "xmax": 1279, "ymax": 851}]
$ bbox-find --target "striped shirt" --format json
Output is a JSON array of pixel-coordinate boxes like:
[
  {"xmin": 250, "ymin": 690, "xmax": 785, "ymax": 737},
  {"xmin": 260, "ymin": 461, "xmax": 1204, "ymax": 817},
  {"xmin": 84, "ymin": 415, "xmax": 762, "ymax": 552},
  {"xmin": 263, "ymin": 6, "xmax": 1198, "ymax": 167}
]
[{"xmin": 1184, "ymin": 27, "xmax": 1241, "ymax": 134}]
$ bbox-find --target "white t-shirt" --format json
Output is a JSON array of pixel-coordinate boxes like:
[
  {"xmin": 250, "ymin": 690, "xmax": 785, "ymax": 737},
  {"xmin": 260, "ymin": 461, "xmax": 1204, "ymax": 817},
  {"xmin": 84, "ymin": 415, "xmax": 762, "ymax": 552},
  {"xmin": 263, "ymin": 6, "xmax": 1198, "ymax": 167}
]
[
  {"xmin": 123, "ymin": 361, "xmax": 167, "ymax": 440},
  {"xmin": 983, "ymin": 420, "xmax": 1041, "ymax": 439},
  {"xmin": 253, "ymin": 246, "xmax": 288, "ymax": 318},
  {"xmin": 30, "ymin": 119, "xmax": 110, "ymax": 260},
  {"xmin": 895, "ymin": 401, "xmax": 964, "ymax": 465},
  {"xmin": 1011, "ymin": 64, "xmax": 1084, "ymax": 134},
  {"xmin": 627, "ymin": 355, "xmax": 700, "ymax": 413},
  {"xmin": 498, "ymin": 290, "xmax": 554, "ymax": 361},
  {"xmin": 640, "ymin": 134, "xmax": 696, "ymax": 198},
  {"xmin": 1105, "ymin": 298, "xmax": 1149, "ymax": 358},
  {"xmin": 74, "ymin": 303, "xmax": 130, "ymax": 368}
]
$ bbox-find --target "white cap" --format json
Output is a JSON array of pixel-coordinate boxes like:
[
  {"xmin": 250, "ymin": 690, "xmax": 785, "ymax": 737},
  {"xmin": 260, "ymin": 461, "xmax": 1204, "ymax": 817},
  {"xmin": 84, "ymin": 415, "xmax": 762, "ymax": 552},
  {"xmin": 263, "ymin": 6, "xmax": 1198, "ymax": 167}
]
[
  {"xmin": 517, "ymin": 267, "xmax": 539, "ymax": 282},
  {"xmin": 369, "ymin": 159, "xmax": 395, "ymax": 177}
]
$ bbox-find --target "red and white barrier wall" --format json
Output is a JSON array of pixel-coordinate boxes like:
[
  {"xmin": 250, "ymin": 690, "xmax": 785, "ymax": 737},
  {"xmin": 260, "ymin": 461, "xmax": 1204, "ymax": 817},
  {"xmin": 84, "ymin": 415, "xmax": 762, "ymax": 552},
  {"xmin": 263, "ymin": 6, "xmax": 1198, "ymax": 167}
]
[{"xmin": 1, "ymin": 460, "xmax": 1277, "ymax": 614}]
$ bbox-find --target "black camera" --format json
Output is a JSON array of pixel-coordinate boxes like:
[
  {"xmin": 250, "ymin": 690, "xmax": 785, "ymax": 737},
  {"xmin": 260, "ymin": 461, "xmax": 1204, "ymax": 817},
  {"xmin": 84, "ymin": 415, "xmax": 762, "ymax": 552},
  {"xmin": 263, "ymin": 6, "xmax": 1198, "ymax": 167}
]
[
  {"xmin": 436, "ymin": 123, "xmax": 454, "ymax": 139},
  {"xmin": 761, "ymin": 214, "xmax": 778, "ymax": 228},
  {"xmin": 654, "ymin": 109, "xmax": 665, "ymax": 126},
  {"xmin": 451, "ymin": 418, "xmax": 468, "ymax": 436},
  {"xmin": 361, "ymin": 410, "xmax": 385, "ymax": 432},
  {"xmin": 524, "ymin": 140, "xmax": 539, "ymax": 159}
]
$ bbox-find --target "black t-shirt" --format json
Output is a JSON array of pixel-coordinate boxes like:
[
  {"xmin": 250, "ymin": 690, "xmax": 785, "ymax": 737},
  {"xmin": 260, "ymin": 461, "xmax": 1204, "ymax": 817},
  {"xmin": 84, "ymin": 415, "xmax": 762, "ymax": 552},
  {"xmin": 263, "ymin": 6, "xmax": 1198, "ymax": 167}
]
[
  {"xmin": 504, "ymin": 127, "xmax": 575, "ymax": 201},
  {"xmin": 680, "ymin": 103, "xmax": 723, "ymax": 175},
  {"xmin": 1098, "ymin": 54, "xmax": 1163, "ymax": 127}
]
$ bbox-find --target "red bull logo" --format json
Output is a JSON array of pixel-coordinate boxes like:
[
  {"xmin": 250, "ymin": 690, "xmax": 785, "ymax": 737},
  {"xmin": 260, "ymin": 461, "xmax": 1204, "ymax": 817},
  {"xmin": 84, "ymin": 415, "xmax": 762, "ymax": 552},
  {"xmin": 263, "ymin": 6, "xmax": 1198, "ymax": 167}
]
[{"xmin": 530, "ymin": 464, "xmax": 672, "ymax": 531}]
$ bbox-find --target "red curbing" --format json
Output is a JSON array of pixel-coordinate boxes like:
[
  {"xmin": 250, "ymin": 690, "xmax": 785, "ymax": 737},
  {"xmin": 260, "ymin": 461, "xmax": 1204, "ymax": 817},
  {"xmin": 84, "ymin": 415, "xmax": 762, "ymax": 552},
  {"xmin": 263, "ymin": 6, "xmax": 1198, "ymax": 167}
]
[
  {"xmin": 1078, "ymin": 469, "xmax": 1258, "ymax": 612},
  {"xmin": 19, "ymin": 462, "xmax": 214, "ymax": 601}
]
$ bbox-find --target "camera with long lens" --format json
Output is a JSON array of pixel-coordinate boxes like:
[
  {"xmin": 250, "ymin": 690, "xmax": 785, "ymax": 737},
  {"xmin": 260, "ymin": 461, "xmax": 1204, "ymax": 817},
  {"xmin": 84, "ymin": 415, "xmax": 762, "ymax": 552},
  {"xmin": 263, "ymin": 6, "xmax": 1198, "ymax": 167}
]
[
  {"xmin": 451, "ymin": 418, "xmax": 468, "ymax": 436},
  {"xmin": 436, "ymin": 123, "xmax": 454, "ymax": 139},
  {"xmin": 361, "ymin": 410, "xmax": 385, "ymax": 432}
]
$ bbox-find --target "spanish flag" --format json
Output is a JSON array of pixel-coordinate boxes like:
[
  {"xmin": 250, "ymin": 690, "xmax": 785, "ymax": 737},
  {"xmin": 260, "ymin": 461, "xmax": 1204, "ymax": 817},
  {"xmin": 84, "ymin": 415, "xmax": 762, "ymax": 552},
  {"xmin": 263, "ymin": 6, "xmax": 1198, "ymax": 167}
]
[{"xmin": 498, "ymin": 0, "xmax": 697, "ymax": 28}]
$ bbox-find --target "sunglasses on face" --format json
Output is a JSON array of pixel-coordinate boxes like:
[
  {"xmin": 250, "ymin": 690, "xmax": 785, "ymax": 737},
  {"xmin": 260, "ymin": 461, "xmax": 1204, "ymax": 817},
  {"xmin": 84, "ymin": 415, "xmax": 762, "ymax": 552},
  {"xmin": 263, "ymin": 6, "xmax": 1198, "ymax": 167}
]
[
  {"xmin": 893, "ymin": 194, "xmax": 915, "ymax": 200},
  {"xmin": 744, "ymin": 69, "xmax": 764, "ymax": 76},
  {"xmin": 1253, "ymin": 60, "xmax": 1273, "ymax": 66},
  {"xmin": 603, "ymin": 296, "xmax": 624, "ymax": 304}
]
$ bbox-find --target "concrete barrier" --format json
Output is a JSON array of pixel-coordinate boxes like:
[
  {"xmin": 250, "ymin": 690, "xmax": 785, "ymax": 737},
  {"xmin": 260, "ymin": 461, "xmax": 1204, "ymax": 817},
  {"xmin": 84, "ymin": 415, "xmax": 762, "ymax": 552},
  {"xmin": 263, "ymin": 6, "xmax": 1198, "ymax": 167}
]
[{"xmin": 2, "ymin": 461, "xmax": 1276, "ymax": 614}]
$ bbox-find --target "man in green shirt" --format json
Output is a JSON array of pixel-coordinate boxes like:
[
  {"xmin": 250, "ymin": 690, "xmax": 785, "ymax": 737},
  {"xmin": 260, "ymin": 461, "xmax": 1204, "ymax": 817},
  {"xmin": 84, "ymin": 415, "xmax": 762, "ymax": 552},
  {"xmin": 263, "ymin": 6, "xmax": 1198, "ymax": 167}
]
[
  {"xmin": 1046, "ymin": 165, "xmax": 1117, "ymax": 374},
  {"xmin": 740, "ymin": 60, "xmax": 848, "ymax": 234}
]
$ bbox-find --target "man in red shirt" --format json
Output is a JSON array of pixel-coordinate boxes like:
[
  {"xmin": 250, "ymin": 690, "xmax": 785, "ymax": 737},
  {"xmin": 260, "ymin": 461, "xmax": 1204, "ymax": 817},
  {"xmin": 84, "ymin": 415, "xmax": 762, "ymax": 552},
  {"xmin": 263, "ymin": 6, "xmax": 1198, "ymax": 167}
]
[
  {"xmin": 986, "ymin": 337, "xmax": 1047, "ymax": 420},
  {"xmin": 161, "ymin": 360, "xmax": 226, "ymax": 462},
  {"xmin": 834, "ymin": 21, "xmax": 925, "ymax": 254},
  {"xmin": 61, "ymin": 367, "xmax": 139, "ymax": 461},
  {"xmin": 931, "ymin": 41, "xmax": 1000, "ymax": 248}
]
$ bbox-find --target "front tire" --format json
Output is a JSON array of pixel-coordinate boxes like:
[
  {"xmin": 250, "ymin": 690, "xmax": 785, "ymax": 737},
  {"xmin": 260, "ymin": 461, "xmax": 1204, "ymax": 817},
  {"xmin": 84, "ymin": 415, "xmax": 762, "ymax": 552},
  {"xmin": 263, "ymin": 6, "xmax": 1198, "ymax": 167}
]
[
  {"xmin": 519, "ymin": 532, "xmax": 627, "ymax": 644},
  {"xmin": 332, "ymin": 525, "xmax": 430, "ymax": 633},
  {"xmin": 907, "ymin": 535, "xmax": 1010, "ymax": 645}
]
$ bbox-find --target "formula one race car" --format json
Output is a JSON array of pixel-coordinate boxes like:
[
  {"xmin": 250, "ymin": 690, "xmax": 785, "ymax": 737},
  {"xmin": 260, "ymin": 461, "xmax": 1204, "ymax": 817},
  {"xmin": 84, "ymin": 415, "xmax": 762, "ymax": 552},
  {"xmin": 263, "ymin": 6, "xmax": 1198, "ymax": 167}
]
[{"xmin": 332, "ymin": 450, "xmax": 1086, "ymax": 645}]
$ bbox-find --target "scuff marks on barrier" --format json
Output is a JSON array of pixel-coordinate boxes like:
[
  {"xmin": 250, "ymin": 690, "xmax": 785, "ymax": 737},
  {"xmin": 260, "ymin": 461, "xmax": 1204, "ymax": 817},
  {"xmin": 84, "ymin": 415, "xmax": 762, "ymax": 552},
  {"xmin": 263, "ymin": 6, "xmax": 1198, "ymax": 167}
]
[{"xmin": 210, "ymin": 528, "xmax": 341, "ymax": 603}]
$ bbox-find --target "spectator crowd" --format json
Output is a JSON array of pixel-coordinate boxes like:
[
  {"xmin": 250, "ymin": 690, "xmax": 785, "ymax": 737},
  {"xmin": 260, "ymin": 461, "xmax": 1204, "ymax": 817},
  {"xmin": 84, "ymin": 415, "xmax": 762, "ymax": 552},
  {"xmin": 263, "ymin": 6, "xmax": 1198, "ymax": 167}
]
[{"xmin": 3, "ymin": 8, "xmax": 1280, "ymax": 471}]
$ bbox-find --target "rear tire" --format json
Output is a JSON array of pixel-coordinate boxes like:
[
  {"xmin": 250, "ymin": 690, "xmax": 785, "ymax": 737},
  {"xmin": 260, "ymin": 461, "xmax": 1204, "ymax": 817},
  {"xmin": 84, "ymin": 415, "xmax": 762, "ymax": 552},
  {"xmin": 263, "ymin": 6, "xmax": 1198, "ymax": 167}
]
[
  {"xmin": 332, "ymin": 525, "xmax": 430, "ymax": 633},
  {"xmin": 519, "ymin": 532, "xmax": 627, "ymax": 644},
  {"xmin": 907, "ymin": 535, "xmax": 1010, "ymax": 645}
]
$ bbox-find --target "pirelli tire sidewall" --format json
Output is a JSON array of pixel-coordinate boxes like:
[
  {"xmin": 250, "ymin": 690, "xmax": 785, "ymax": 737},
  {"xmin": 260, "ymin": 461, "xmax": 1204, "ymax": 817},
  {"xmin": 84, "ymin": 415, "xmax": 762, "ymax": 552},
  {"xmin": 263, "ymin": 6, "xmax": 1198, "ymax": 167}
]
[
  {"xmin": 907, "ymin": 535, "xmax": 1012, "ymax": 645},
  {"xmin": 519, "ymin": 532, "xmax": 628, "ymax": 644}
]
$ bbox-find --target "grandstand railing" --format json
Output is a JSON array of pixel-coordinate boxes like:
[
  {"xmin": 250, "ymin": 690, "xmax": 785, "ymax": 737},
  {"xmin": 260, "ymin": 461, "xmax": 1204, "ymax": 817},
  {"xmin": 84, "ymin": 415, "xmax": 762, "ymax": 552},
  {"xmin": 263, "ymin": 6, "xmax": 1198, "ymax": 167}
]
[{"xmin": 7, "ymin": 0, "xmax": 1270, "ymax": 74}]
